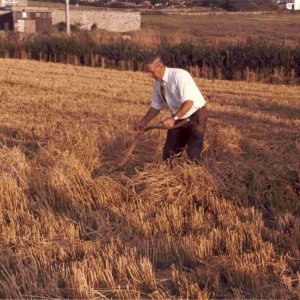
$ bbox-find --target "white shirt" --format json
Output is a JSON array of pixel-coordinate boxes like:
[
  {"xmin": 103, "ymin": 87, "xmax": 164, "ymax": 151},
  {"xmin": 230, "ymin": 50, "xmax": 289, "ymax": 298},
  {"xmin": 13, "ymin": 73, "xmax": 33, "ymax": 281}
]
[{"xmin": 151, "ymin": 67, "xmax": 206, "ymax": 119}]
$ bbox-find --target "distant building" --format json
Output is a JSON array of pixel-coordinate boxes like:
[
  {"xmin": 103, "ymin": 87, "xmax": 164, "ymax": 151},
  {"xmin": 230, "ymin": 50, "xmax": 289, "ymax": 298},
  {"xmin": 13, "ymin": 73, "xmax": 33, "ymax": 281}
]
[
  {"xmin": 0, "ymin": 0, "xmax": 27, "ymax": 8},
  {"xmin": 286, "ymin": 0, "xmax": 300, "ymax": 9},
  {"xmin": 277, "ymin": 0, "xmax": 300, "ymax": 10},
  {"xmin": 0, "ymin": 8, "xmax": 52, "ymax": 32}
]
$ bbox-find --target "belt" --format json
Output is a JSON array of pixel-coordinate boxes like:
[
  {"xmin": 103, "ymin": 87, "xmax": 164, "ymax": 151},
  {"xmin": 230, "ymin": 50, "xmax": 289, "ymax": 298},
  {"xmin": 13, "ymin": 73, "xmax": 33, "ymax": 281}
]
[
  {"xmin": 189, "ymin": 106, "xmax": 205, "ymax": 118},
  {"xmin": 174, "ymin": 105, "xmax": 206, "ymax": 123}
]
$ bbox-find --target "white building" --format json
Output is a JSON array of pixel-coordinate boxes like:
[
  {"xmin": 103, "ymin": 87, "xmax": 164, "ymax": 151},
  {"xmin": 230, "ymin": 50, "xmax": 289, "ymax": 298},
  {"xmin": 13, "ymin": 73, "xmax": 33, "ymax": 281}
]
[
  {"xmin": 0, "ymin": 0, "xmax": 27, "ymax": 8},
  {"xmin": 283, "ymin": 0, "xmax": 300, "ymax": 10}
]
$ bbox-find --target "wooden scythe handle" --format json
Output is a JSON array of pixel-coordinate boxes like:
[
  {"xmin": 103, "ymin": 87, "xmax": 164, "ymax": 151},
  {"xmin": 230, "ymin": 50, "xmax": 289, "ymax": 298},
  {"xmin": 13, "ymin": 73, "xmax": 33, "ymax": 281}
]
[{"xmin": 115, "ymin": 118, "xmax": 191, "ymax": 169}]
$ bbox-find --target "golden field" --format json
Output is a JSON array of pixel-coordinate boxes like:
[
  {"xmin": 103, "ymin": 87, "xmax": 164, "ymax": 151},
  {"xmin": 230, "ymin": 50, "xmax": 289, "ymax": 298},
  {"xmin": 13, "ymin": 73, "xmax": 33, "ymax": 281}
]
[{"xmin": 0, "ymin": 58, "xmax": 299, "ymax": 298}]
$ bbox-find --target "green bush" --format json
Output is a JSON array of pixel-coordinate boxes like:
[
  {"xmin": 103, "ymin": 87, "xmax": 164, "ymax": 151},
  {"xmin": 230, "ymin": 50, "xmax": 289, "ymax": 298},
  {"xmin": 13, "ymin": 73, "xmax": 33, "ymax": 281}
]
[{"xmin": 56, "ymin": 22, "xmax": 81, "ymax": 32}]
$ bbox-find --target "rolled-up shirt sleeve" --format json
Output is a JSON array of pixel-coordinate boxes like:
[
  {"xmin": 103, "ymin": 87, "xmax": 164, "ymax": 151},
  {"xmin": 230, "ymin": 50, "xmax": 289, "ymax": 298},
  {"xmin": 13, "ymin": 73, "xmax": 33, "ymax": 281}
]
[
  {"xmin": 178, "ymin": 71, "xmax": 198, "ymax": 103},
  {"xmin": 151, "ymin": 84, "xmax": 165, "ymax": 111}
]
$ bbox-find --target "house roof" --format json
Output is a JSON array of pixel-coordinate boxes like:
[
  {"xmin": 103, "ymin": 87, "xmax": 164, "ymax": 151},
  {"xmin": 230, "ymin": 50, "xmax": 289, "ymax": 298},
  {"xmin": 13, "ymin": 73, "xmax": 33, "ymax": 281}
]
[{"xmin": 9, "ymin": 6, "xmax": 50, "ymax": 12}]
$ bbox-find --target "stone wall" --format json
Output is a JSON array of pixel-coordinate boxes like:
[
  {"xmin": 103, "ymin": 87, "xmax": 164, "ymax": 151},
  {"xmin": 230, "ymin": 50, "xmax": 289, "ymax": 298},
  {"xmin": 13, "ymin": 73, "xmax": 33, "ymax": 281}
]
[
  {"xmin": 17, "ymin": 0, "xmax": 27, "ymax": 7},
  {"xmin": 51, "ymin": 9, "xmax": 141, "ymax": 32}
]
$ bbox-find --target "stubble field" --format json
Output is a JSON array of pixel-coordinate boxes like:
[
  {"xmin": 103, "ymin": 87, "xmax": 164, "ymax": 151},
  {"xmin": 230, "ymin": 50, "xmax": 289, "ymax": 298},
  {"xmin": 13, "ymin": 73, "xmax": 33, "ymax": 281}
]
[
  {"xmin": 142, "ymin": 13, "xmax": 300, "ymax": 45},
  {"xmin": 0, "ymin": 58, "xmax": 299, "ymax": 298}
]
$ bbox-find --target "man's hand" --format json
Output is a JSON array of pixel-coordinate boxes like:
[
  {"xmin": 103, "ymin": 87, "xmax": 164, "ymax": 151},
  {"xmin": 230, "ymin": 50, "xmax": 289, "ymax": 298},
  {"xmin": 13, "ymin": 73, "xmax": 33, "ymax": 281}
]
[
  {"xmin": 133, "ymin": 108, "xmax": 161, "ymax": 132},
  {"xmin": 163, "ymin": 117, "xmax": 175, "ymax": 129},
  {"xmin": 133, "ymin": 120, "xmax": 146, "ymax": 132}
]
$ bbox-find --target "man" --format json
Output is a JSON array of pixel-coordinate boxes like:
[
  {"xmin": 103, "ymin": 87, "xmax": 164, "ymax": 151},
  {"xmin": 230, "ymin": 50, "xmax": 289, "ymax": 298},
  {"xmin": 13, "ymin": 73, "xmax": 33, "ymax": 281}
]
[{"xmin": 133, "ymin": 55, "xmax": 208, "ymax": 163}]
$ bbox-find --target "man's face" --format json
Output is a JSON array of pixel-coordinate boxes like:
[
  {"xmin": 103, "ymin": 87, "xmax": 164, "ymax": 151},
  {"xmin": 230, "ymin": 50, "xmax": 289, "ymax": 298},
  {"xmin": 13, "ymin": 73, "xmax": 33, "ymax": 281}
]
[{"xmin": 146, "ymin": 63, "xmax": 164, "ymax": 81}]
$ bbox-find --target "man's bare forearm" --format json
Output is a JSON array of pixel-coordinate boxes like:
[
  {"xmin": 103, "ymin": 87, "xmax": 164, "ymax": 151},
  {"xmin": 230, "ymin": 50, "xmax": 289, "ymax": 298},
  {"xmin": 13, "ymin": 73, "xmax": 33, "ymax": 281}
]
[
  {"xmin": 141, "ymin": 107, "xmax": 160, "ymax": 125},
  {"xmin": 174, "ymin": 100, "xmax": 194, "ymax": 119}
]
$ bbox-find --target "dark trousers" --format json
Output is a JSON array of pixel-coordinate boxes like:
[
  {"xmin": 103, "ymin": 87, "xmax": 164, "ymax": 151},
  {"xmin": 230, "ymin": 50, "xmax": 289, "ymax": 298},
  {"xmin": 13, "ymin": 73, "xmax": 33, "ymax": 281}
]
[{"xmin": 163, "ymin": 106, "xmax": 208, "ymax": 163}]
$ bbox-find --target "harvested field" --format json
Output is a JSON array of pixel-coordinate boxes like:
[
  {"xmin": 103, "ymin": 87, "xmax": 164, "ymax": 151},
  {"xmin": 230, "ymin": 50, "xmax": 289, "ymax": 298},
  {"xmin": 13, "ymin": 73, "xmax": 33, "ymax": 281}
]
[
  {"xmin": 142, "ymin": 13, "xmax": 300, "ymax": 45},
  {"xmin": 0, "ymin": 58, "xmax": 299, "ymax": 298}
]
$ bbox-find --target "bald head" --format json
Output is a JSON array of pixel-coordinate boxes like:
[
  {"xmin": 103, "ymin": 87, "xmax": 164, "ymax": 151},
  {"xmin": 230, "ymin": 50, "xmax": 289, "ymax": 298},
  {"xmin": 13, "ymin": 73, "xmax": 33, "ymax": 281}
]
[
  {"xmin": 146, "ymin": 55, "xmax": 166, "ymax": 81},
  {"xmin": 146, "ymin": 55, "xmax": 165, "ymax": 67}
]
